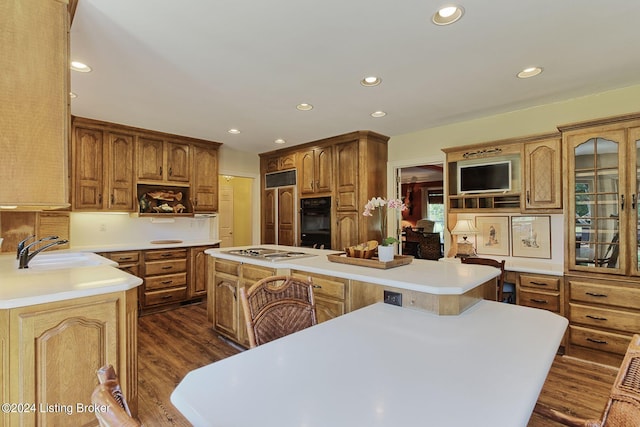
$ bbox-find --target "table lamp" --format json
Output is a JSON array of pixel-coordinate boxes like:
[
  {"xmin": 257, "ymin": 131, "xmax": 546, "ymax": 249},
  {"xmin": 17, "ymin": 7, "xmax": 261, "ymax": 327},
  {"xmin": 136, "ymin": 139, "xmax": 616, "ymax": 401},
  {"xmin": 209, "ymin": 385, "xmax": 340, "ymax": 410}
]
[{"xmin": 451, "ymin": 219, "xmax": 479, "ymax": 257}]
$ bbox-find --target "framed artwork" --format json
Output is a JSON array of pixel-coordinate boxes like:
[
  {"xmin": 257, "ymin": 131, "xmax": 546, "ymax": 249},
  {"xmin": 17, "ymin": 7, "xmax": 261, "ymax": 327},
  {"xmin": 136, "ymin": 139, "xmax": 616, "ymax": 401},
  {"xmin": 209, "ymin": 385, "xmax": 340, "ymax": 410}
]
[
  {"xmin": 511, "ymin": 216, "xmax": 551, "ymax": 259},
  {"xmin": 475, "ymin": 216, "xmax": 510, "ymax": 256}
]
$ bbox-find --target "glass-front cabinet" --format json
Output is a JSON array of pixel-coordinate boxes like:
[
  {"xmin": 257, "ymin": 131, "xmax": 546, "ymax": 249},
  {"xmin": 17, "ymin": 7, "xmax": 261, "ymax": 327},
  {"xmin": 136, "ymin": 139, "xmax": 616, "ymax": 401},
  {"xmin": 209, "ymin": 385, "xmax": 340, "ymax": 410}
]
[{"xmin": 565, "ymin": 122, "xmax": 640, "ymax": 276}]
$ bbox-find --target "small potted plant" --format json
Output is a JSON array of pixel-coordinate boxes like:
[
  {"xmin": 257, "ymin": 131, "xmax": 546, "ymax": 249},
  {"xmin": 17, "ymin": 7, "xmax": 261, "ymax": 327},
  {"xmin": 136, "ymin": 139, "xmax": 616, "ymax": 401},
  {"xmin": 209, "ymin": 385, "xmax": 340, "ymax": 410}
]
[{"xmin": 363, "ymin": 197, "xmax": 407, "ymax": 262}]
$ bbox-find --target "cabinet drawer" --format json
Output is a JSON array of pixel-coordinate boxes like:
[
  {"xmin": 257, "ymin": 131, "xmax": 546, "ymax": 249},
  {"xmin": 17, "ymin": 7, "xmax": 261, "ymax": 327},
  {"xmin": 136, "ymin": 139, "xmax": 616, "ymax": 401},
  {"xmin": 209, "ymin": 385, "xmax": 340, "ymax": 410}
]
[
  {"xmin": 569, "ymin": 280, "xmax": 640, "ymax": 309},
  {"xmin": 241, "ymin": 264, "xmax": 276, "ymax": 282},
  {"xmin": 105, "ymin": 251, "xmax": 140, "ymax": 264},
  {"xmin": 569, "ymin": 325, "xmax": 632, "ymax": 356},
  {"xmin": 145, "ymin": 259, "xmax": 187, "ymax": 276},
  {"xmin": 145, "ymin": 249, "xmax": 187, "ymax": 261},
  {"xmin": 569, "ymin": 303, "xmax": 640, "ymax": 333},
  {"xmin": 145, "ymin": 272, "xmax": 187, "ymax": 291},
  {"xmin": 520, "ymin": 274, "xmax": 560, "ymax": 291},
  {"xmin": 119, "ymin": 264, "xmax": 140, "ymax": 277},
  {"xmin": 519, "ymin": 290, "xmax": 560, "ymax": 312},
  {"xmin": 215, "ymin": 259, "xmax": 240, "ymax": 276},
  {"xmin": 145, "ymin": 286, "xmax": 188, "ymax": 306},
  {"xmin": 292, "ymin": 272, "xmax": 346, "ymax": 300}
]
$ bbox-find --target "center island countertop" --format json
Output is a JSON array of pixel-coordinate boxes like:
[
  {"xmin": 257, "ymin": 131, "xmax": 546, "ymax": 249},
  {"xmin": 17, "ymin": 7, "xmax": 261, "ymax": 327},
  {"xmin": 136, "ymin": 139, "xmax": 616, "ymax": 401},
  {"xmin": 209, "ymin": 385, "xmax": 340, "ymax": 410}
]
[{"xmin": 205, "ymin": 245, "xmax": 500, "ymax": 296}]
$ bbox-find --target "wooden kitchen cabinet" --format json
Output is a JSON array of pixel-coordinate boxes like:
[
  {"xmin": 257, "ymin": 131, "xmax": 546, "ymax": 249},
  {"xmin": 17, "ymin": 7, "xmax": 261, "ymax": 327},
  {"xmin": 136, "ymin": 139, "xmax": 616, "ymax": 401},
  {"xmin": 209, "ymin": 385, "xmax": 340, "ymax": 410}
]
[
  {"xmin": 523, "ymin": 136, "xmax": 562, "ymax": 210},
  {"xmin": 291, "ymin": 271, "xmax": 347, "ymax": 323},
  {"xmin": 191, "ymin": 144, "xmax": 219, "ymax": 212},
  {"xmin": 71, "ymin": 120, "xmax": 135, "ymax": 211},
  {"xmin": 102, "ymin": 250, "xmax": 141, "ymax": 277},
  {"xmin": 137, "ymin": 137, "xmax": 190, "ymax": 184},
  {"xmin": 334, "ymin": 211, "xmax": 359, "ymax": 252},
  {"xmin": 264, "ymin": 153, "xmax": 297, "ymax": 172},
  {"xmin": 517, "ymin": 273, "xmax": 562, "ymax": 314},
  {"xmin": 299, "ymin": 146, "xmax": 332, "ymax": 196},
  {"xmin": 209, "ymin": 258, "xmax": 277, "ymax": 347},
  {"xmin": 189, "ymin": 246, "xmax": 212, "ymax": 299},
  {"xmin": 140, "ymin": 248, "xmax": 188, "ymax": 313},
  {"xmin": 1, "ymin": 289, "xmax": 138, "ymax": 427},
  {"xmin": 262, "ymin": 189, "xmax": 276, "ymax": 244}
]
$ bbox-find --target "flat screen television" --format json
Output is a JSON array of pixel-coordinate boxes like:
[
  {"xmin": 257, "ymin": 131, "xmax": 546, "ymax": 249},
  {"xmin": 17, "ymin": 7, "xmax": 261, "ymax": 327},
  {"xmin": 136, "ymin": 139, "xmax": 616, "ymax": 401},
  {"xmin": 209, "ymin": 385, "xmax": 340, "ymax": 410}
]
[{"xmin": 457, "ymin": 160, "xmax": 511, "ymax": 194}]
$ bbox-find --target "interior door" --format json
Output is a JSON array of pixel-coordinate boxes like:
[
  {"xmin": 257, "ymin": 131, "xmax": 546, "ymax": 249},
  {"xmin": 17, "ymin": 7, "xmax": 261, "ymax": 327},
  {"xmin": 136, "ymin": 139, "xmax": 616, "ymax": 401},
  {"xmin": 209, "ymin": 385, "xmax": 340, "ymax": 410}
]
[{"xmin": 219, "ymin": 184, "xmax": 234, "ymax": 247}]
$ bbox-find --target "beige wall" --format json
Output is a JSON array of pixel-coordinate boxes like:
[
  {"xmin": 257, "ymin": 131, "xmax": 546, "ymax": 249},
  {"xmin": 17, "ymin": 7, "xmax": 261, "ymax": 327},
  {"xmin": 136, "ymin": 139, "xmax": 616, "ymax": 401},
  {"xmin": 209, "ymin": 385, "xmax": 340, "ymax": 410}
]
[
  {"xmin": 388, "ymin": 83, "xmax": 640, "ymax": 161},
  {"xmin": 229, "ymin": 176, "xmax": 253, "ymax": 246}
]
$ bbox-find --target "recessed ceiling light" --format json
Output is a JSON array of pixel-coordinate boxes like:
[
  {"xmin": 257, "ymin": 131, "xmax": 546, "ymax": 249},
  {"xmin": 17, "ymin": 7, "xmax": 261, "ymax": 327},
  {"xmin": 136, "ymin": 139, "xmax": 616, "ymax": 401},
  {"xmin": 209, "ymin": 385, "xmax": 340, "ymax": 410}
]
[
  {"xmin": 517, "ymin": 67, "xmax": 543, "ymax": 78},
  {"xmin": 69, "ymin": 92, "xmax": 77, "ymax": 98},
  {"xmin": 371, "ymin": 111, "xmax": 387, "ymax": 118},
  {"xmin": 296, "ymin": 103, "xmax": 313, "ymax": 111},
  {"xmin": 70, "ymin": 61, "xmax": 92, "ymax": 72},
  {"xmin": 228, "ymin": 128, "xmax": 241, "ymax": 134},
  {"xmin": 274, "ymin": 139, "xmax": 286, "ymax": 144},
  {"xmin": 361, "ymin": 76, "xmax": 382, "ymax": 87},
  {"xmin": 432, "ymin": 5, "xmax": 464, "ymax": 25}
]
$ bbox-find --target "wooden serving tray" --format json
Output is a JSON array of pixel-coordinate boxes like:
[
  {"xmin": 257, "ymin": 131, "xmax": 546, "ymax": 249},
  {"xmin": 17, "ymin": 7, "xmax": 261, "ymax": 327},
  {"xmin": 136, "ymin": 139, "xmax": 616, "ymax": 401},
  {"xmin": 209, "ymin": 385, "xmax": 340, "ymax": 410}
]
[{"xmin": 327, "ymin": 253, "xmax": 413, "ymax": 269}]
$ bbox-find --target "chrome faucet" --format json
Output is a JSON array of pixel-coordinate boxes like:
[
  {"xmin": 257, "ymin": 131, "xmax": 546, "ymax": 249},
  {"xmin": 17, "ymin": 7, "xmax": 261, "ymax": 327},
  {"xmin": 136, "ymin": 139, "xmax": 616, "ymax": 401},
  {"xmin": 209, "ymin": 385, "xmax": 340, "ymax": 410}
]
[
  {"xmin": 16, "ymin": 235, "xmax": 37, "ymax": 259},
  {"xmin": 18, "ymin": 236, "xmax": 68, "ymax": 269}
]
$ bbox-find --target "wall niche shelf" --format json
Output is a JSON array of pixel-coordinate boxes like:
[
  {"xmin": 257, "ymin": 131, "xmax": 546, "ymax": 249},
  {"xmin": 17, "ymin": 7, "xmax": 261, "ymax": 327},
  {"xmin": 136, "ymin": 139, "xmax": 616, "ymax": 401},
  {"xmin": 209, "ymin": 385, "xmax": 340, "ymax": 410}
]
[
  {"xmin": 137, "ymin": 184, "xmax": 193, "ymax": 216},
  {"xmin": 448, "ymin": 193, "xmax": 521, "ymax": 212}
]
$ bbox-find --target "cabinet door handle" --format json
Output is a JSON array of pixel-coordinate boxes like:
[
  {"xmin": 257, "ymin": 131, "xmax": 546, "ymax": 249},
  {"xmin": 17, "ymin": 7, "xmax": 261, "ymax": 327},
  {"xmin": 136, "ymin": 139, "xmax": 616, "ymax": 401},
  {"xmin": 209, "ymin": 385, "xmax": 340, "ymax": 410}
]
[
  {"xmin": 530, "ymin": 298, "xmax": 548, "ymax": 304},
  {"xmin": 159, "ymin": 166, "xmax": 163, "ymax": 175},
  {"xmin": 111, "ymin": 194, "xmax": 115, "ymax": 204},
  {"xmin": 633, "ymin": 194, "xmax": 637, "ymax": 210},
  {"xmin": 312, "ymin": 285, "xmax": 322, "ymax": 289},
  {"xmin": 526, "ymin": 190, "xmax": 530, "ymax": 204},
  {"xmin": 530, "ymin": 281, "xmax": 548, "ymax": 287},
  {"xmin": 169, "ymin": 167, "xmax": 173, "ymax": 176},
  {"xmin": 98, "ymin": 194, "xmax": 102, "ymax": 204},
  {"xmin": 162, "ymin": 266, "xmax": 173, "ymax": 270},
  {"xmin": 161, "ymin": 280, "xmax": 173, "ymax": 285},
  {"xmin": 161, "ymin": 253, "xmax": 173, "ymax": 257},
  {"xmin": 621, "ymin": 194, "xmax": 625, "ymax": 210},
  {"xmin": 586, "ymin": 292, "xmax": 608, "ymax": 298},
  {"xmin": 586, "ymin": 314, "xmax": 607, "ymax": 321},
  {"xmin": 586, "ymin": 337, "xmax": 608, "ymax": 345},
  {"xmin": 161, "ymin": 295, "xmax": 173, "ymax": 300},
  {"xmin": 118, "ymin": 257, "xmax": 133, "ymax": 261}
]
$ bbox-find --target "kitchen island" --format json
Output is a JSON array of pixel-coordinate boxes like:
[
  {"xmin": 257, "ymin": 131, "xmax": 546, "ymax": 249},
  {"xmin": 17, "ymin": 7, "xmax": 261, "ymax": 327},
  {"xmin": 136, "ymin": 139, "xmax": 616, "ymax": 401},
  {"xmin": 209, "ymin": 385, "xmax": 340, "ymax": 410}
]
[
  {"xmin": 172, "ymin": 301, "xmax": 568, "ymax": 427},
  {"xmin": 0, "ymin": 252, "xmax": 142, "ymax": 427}
]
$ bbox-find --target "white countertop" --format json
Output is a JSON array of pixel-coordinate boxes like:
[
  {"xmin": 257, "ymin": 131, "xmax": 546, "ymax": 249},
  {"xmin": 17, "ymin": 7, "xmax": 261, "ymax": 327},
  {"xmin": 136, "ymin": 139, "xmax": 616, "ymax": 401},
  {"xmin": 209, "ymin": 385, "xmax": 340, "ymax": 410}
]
[
  {"xmin": 0, "ymin": 252, "xmax": 142, "ymax": 309},
  {"xmin": 172, "ymin": 301, "xmax": 568, "ymax": 427},
  {"xmin": 439, "ymin": 255, "xmax": 563, "ymax": 276},
  {"xmin": 70, "ymin": 239, "xmax": 221, "ymax": 253},
  {"xmin": 206, "ymin": 245, "xmax": 500, "ymax": 295}
]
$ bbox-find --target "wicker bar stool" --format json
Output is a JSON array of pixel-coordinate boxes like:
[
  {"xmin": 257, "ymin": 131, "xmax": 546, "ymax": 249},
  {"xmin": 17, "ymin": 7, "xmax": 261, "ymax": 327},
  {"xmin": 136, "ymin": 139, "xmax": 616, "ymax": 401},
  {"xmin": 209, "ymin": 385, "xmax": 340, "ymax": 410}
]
[
  {"xmin": 240, "ymin": 275, "xmax": 318, "ymax": 348},
  {"xmin": 534, "ymin": 334, "xmax": 640, "ymax": 426}
]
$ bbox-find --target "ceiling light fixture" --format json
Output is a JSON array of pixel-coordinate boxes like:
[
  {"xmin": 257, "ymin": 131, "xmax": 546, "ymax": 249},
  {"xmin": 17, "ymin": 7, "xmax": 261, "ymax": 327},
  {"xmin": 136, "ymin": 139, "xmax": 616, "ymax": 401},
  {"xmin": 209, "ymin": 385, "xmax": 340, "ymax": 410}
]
[
  {"xmin": 517, "ymin": 66, "xmax": 543, "ymax": 79},
  {"xmin": 432, "ymin": 5, "xmax": 464, "ymax": 25},
  {"xmin": 228, "ymin": 128, "xmax": 241, "ymax": 134},
  {"xmin": 361, "ymin": 76, "xmax": 382, "ymax": 87},
  {"xmin": 296, "ymin": 103, "xmax": 313, "ymax": 111},
  {"xmin": 70, "ymin": 61, "xmax": 92, "ymax": 72},
  {"xmin": 371, "ymin": 111, "xmax": 387, "ymax": 118},
  {"xmin": 274, "ymin": 138, "xmax": 286, "ymax": 144}
]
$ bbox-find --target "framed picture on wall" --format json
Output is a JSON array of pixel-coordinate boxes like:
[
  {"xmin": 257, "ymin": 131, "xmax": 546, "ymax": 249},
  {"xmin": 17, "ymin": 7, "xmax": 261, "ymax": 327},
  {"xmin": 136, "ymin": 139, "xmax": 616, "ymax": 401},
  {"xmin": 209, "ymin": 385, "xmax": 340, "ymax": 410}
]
[
  {"xmin": 475, "ymin": 216, "xmax": 510, "ymax": 256},
  {"xmin": 511, "ymin": 216, "xmax": 551, "ymax": 259}
]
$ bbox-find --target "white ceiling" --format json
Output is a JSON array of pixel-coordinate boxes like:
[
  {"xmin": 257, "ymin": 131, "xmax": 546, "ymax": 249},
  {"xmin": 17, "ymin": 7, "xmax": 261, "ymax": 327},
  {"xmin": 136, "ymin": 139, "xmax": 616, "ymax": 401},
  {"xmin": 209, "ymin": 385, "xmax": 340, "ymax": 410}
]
[{"xmin": 70, "ymin": 0, "xmax": 640, "ymax": 155}]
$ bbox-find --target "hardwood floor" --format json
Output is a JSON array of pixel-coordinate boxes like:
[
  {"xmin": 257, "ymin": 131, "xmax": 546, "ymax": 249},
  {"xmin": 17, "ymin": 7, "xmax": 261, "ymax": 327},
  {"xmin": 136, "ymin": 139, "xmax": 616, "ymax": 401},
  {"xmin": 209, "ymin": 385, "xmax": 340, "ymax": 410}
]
[{"xmin": 136, "ymin": 303, "xmax": 618, "ymax": 426}]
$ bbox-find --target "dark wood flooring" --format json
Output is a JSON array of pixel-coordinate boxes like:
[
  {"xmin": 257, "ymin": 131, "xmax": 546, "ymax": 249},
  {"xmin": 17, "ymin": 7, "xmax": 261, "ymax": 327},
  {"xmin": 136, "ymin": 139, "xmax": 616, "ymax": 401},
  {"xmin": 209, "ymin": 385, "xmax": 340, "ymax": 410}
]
[{"xmin": 136, "ymin": 303, "xmax": 618, "ymax": 426}]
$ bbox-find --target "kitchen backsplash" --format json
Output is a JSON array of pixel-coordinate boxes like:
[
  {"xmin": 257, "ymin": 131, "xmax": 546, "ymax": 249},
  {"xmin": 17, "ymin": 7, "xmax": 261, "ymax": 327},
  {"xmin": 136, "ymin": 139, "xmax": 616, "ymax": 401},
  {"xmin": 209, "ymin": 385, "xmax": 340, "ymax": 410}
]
[{"xmin": 69, "ymin": 213, "xmax": 218, "ymax": 248}]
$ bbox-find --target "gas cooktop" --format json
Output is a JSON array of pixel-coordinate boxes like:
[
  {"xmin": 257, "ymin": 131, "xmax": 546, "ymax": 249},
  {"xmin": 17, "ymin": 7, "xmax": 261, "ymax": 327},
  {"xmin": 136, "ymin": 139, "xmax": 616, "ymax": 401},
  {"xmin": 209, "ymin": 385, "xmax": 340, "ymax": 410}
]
[{"xmin": 222, "ymin": 247, "xmax": 317, "ymax": 262}]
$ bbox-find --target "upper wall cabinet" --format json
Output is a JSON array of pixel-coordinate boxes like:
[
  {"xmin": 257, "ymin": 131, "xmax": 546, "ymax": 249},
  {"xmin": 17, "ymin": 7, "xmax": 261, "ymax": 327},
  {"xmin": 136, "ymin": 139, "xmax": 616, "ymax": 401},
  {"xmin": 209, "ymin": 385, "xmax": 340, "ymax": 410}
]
[
  {"xmin": 560, "ymin": 113, "xmax": 640, "ymax": 276},
  {"xmin": 191, "ymin": 144, "xmax": 219, "ymax": 212},
  {"xmin": 137, "ymin": 137, "xmax": 190, "ymax": 185},
  {"xmin": 0, "ymin": 0, "xmax": 70, "ymax": 209},
  {"xmin": 442, "ymin": 133, "xmax": 562, "ymax": 213},
  {"xmin": 72, "ymin": 119, "xmax": 135, "ymax": 211},
  {"xmin": 299, "ymin": 146, "xmax": 332, "ymax": 196},
  {"xmin": 71, "ymin": 117, "xmax": 221, "ymax": 213},
  {"xmin": 264, "ymin": 153, "xmax": 297, "ymax": 173}
]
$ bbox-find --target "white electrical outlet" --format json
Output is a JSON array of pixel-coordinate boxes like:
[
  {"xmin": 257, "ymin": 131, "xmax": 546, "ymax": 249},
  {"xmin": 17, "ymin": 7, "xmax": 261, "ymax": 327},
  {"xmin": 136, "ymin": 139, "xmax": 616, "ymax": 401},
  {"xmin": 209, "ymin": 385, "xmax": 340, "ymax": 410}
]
[{"xmin": 99, "ymin": 223, "xmax": 107, "ymax": 232}]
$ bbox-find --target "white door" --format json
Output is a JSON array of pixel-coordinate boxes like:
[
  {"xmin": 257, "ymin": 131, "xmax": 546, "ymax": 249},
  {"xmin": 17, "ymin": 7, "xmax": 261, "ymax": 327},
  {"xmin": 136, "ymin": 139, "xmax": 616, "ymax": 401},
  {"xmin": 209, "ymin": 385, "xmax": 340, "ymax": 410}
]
[{"xmin": 219, "ymin": 185, "xmax": 234, "ymax": 247}]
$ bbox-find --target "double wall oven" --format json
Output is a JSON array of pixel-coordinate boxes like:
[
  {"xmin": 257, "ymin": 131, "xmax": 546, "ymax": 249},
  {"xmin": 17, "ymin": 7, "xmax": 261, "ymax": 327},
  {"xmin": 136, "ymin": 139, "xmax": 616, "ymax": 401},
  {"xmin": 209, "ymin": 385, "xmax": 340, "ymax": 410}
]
[{"xmin": 300, "ymin": 196, "xmax": 331, "ymax": 249}]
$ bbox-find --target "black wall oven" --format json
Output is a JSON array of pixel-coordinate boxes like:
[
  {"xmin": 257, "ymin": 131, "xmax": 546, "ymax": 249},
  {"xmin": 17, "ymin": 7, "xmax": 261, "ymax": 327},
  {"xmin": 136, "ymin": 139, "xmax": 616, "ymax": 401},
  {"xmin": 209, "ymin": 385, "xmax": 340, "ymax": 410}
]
[{"xmin": 300, "ymin": 196, "xmax": 331, "ymax": 249}]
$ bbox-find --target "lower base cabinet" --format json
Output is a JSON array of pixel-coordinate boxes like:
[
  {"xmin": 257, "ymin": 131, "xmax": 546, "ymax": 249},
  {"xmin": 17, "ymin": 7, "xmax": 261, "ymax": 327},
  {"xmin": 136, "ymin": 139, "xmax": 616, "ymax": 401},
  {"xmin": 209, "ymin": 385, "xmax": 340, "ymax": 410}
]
[
  {"xmin": 565, "ymin": 275, "xmax": 640, "ymax": 366},
  {"xmin": 0, "ymin": 289, "xmax": 138, "ymax": 427},
  {"xmin": 291, "ymin": 271, "xmax": 347, "ymax": 323}
]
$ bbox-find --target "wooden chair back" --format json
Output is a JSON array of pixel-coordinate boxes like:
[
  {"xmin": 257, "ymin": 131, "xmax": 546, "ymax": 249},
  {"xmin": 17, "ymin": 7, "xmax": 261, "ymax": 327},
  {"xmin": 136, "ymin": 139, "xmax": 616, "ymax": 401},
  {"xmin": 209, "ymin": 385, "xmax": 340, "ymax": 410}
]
[
  {"xmin": 417, "ymin": 232, "xmax": 442, "ymax": 260},
  {"xmin": 91, "ymin": 365, "xmax": 141, "ymax": 427},
  {"xmin": 534, "ymin": 334, "xmax": 640, "ymax": 427},
  {"xmin": 240, "ymin": 275, "xmax": 317, "ymax": 348},
  {"xmin": 461, "ymin": 257, "xmax": 505, "ymax": 302}
]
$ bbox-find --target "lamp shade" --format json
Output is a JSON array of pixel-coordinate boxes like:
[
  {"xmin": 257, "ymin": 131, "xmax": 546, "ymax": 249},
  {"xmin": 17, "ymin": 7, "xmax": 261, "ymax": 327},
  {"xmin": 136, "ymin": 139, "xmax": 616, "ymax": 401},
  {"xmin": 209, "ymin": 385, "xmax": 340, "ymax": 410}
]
[{"xmin": 451, "ymin": 219, "xmax": 479, "ymax": 236}]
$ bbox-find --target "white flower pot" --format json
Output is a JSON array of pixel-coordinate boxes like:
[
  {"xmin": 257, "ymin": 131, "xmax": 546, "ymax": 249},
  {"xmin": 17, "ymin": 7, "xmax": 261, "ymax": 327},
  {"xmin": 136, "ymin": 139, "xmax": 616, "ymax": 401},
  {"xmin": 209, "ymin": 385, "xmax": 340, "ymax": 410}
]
[{"xmin": 377, "ymin": 245, "xmax": 395, "ymax": 262}]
